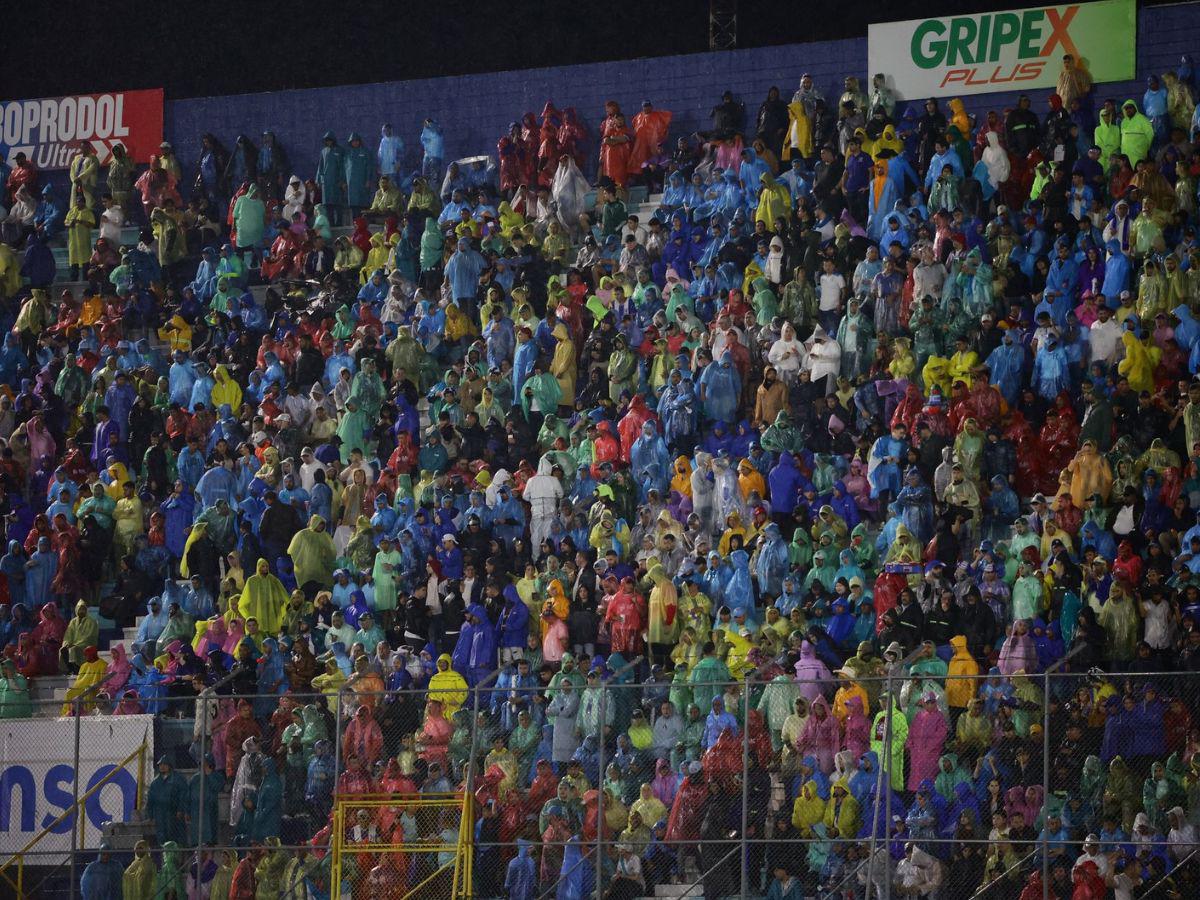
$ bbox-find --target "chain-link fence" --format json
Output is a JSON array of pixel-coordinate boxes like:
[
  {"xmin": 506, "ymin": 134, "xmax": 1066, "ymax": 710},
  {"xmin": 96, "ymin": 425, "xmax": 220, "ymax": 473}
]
[{"xmin": 7, "ymin": 656, "xmax": 1200, "ymax": 899}]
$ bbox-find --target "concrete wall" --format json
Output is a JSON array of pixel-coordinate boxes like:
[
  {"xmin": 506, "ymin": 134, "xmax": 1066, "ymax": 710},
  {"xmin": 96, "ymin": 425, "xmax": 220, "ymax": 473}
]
[{"xmin": 161, "ymin": 3, "xmax": 1197, "ymax": 184}]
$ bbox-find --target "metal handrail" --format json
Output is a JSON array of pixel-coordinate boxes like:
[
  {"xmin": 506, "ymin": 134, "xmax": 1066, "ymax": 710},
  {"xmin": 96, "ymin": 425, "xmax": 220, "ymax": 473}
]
[
  {"xmin": 865, "ymin": 642, "xmax": 926, "ymax": 900},
  {"xmin": 666, "ymin": 844, "xmax": 742, "ymax": 899},
  {"xmin": 1136, "ymin": 844, "xmax": 1200, "ymax": 899},
  {"xmin": 968, "ymin": 847, "xmax": 1038, "ymax": 900},
  {"xmin": 0, "ymin": 739, "xmax": 148, "ymax": 898}
]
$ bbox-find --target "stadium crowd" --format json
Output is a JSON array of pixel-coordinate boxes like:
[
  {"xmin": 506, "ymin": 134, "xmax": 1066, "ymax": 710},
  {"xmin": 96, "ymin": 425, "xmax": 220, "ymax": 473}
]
[{"xmin": 2, "ymin": 48, "xmax": 1200, "ymax": 900}]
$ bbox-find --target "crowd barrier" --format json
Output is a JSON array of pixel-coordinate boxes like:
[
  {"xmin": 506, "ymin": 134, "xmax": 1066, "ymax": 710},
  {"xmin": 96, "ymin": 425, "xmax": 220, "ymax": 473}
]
[{"xmin": 3, "ymin": 653, "xmax": 1196, "ymax": 898}]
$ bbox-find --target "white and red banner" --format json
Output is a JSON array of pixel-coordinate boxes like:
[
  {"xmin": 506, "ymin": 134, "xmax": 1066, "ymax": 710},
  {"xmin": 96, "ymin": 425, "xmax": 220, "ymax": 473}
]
[{"xmin": 0, "ymin": 88, "xmax": 164, "ymax": 170}]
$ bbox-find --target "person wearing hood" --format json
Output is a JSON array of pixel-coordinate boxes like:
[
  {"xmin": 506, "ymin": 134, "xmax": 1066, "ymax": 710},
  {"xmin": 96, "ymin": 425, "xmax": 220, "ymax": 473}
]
[
  {"xmin": 505, "ymin": 837, "xmax": 538, "ymax": 899},
  {"xmin": 146, "ymin": 756, "xmax": 188, "ymax": 846},
  {"xmin": 80, "ymin": 842, "xmax": 124, "ymax": 899},
  {"xmin": 316, "ymin": 131, "xmax": 347, "ymax": 225},
  {"xmin": 1120, "ymin": 100, "xmax": 1155, "ymax": 164},
  {"xmin": 377, "ymin": 123, "xmax": 405, "ymax": 178},
  {"xmin": 342, "ymin": 131, "xmax": 373, "ymax": 216},
  {"xmin": 232, "ymin": 182, "xmax": 265, "ymax": 262},
  {"xmin": 452, "ymin": 602, "xmax": 497, "ymax": 686},
  {"xmin": 239, "ymin": 559, "xmax": 288, "ymax": 635},
  {"xmin": 439, "ymin": 237, "xmax": 486, "ymax": 321}
]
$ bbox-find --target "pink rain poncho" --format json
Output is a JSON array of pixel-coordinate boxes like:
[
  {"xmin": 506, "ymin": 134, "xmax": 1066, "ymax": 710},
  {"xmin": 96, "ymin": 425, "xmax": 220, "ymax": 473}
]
[
  {"xmin": 793, "ymin": 641, "xmax": 832, "ymax": 700},
  {"xmin": 906, "ymin": 696, "xmax": 949, "ymax": 791},
  {"xmin": 796, "ymin": 695, "xmax": 840, "ymax": 774}
]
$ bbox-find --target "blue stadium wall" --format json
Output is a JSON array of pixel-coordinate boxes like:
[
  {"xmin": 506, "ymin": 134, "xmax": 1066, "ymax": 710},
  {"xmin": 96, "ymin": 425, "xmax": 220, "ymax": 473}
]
[{"xmin": 166, "ymin": 2, "xmax": 1197, "ymax": 184}]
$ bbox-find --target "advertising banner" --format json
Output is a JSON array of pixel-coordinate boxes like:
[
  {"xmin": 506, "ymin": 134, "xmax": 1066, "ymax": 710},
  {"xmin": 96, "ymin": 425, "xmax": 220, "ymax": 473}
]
[
  {"xmin": 0, "ymin": 88, "xmax": 164, "ymax": 170},
  {"xmin": 0, "ymin": 715, "xmax": 153, "ymax": 856},
  {"xmin": 868, "ymin": 0, "xmax": 1136, "ymax": 99}
]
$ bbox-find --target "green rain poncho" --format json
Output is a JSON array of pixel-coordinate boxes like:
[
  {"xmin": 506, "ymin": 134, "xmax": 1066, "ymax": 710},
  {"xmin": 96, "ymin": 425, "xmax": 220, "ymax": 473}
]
[
  {"xmin": 387, "ymin": 330, "xmax": 428, "ymax": 388},
  {"xmin": 871, "ymin": 697, "xmax": 909, "ymax": 792},
  {"xmin": 349, "ymin": 359, "xmax": 386, "ymax": 421},
  {"xmin": 1012, "ymin": 572, "xmax": 1043, "ymax": 622},
  {"xmin": 0, "ymin": 665, "xmax": 31, "ymax": 718},
  {"xmin": 668, "ymin": 664, "xmax": 694, "ymax": 714},
  {"xmin": 688, "ymin": 653, "xmax": 732, "ymax": 715},
  {"xmin": 1010, "ymin": 672, "xmax": 1043, "ymax": 737},
  {"xmin": 935, "ymin": 753, "xmax": 971, "ymax": 801},
  {"xmin": 1080, "ymin": 755, "xmax": 1107, "ymax": 807},
  {"xmin": 757, "ymin": 675, "xmax": 802, "ymax": 749},
  {"xmin": 751, "ymin": 277, "xmax": 779, "ymax": 326},
  {"xmin": 372, "ymin": 544, "xmax": 403, "ymax": 612},
  {"xmin": 537, "ymin": 414, "xmax": 570, "ymax": 451},
  {"xmin": 789, "ymin": 527, "xmax": 814, "ymax": 569},
  {"xmin": 155, "ymin": 842, "xmax": 185, "ymax": 899},
  {"xmin": 520, "ymin": 372, "xmax": 562, "ymax": 421},
  {"xmin": 760, "ymin": 411, "xmax": 804, "ymax": 454},
  {"xmin": 239, "ymin": 560, "xmax": 289, "ymax": 635},
  {"xmin": 665, "ymin": 284, "xmax": 694, "ymax": 322},
  {"xmin": 336, "ymin": 398, "xmax": 372, "ymax": 462},
  {"xmin": 607, "ymin": 336, "xmax": 638, "ymax": 402},
  {"xmin": 546, "ymin": 655, "xmax": 586, "ymax": 700},
  {"xmin": 287, "ymin": 516, "xmax": 337, "ymax": 589},
  {"xmin": 419, "ymin": 217, "xmax": 444, "ymax": 270},
  {"xmin": 345, "ymin": 516, "xmax": 377, "ymax": 572},
  {"xmin": 155, "ymin": 609, "xmax": 195, "ymax": 655},
  {"xmin": 1104, "ymin": 756, "xmax": 1140, "ymax": 828},
  {"xmin": 510, "ymin": 716, "xmax": 541, "ymax": 781}
]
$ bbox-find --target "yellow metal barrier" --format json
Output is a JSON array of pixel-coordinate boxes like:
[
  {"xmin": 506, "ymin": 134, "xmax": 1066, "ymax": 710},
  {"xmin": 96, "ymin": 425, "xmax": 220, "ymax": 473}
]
[
  {"xmin": 330, "ymin": 791, "xmax": 473, "ymax": 899},
  {"xmin": 0, "ymin": 741, "xmax": 148, "ymax": 899}
]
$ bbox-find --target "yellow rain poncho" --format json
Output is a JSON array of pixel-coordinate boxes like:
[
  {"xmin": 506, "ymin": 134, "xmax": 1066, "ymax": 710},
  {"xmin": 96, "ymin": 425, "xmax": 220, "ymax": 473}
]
[
  {"xmin": 782, "ymin": 102, "xmax": 812, "ymax": 161},
  {"xmin": 791, "ymin": 781, "xmax": 827, "ymax": 837},
  {"xmin": 178, "ymin": 521, "xmax": 208, "ymax": 580},
  {"xmin": 755, "ymin": 173, "xmax": 792, "ymax": 228},
  {"xmin": 210, "ymin": 365, "xmax": 243, "ymax": 410},
  {"xmin": 286, "ymin": 515, "xmax": 337, "ymax": 589},
  {"xmin": 61, "ymin": 655, "xmax": 108, "ymax": 714},
  {"xmin": 238, "ymin": 559, "xmax": 289, "ymax": 635},
  {"xmin": 646, "ymin": 563, "xmax": 679, "ymax": 646},
  {"xmin": 427, "ymin": 654, "xmax": 469, "ymax": 716}
]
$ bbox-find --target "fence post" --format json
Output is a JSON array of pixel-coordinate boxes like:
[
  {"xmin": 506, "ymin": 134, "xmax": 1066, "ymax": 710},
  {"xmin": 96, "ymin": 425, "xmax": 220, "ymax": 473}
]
[
  {"xmin": 596, "ymin": 672, "xmax": 606, "ymax": 899},
  {"xmin": 70, "ymin": 695, "xmax": 81, "ymax": 900},
  {"xmin": 194, "ymin": 687, "xmax": 208, "ymax": 873},
  {"xmin": 332, "ymin": 686, "xmax": 344, "ymax": 801},
  {"xmin": 865, "ymin": 667, "xmax": 886, "ymax": 900},
  {"xmin": 1042, "ymin": 666, "xmax": 1050, "ymax": 900},
  {"xmin": 740, "ymin": 671, "xmax": 751, "ymax": 900},
  {"xmin": 463, "ymin": 669, "xmax": 500, "ymax": 898}
]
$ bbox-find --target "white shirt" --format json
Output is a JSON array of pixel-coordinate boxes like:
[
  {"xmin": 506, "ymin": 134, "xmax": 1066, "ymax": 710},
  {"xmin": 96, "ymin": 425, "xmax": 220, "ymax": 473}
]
[
  {"xmin": 819, "ymin": 273, "xmax": 846, "ymax": 311},
  {"xmin": 99, "ymin": 206, "xmax": 124, "ymax": 244},
  {"xmin": 1089, "ymin": 318, "xmax": 1123, "ymax": 365}
]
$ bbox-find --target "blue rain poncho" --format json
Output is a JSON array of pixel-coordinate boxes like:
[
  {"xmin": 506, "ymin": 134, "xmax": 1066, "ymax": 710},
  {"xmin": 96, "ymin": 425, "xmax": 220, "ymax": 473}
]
[
  {"xmin": 630, "ymin": 421, "xmax": 671, "ymax": 497},
  {"xmin": 985, "ymin": 331, "xmax": 1025, "ymax": 404},
  {"xmin": 698, "ymin": 353, "xmax": 741, "ymax": 423},
  {"xmin": 754, "ymin": 523, "xmax": 790, "ymax": 597}
]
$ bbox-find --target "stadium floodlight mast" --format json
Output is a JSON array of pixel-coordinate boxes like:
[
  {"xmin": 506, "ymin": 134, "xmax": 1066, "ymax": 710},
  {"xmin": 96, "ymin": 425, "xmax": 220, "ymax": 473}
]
[{"xmin": 710, "ymin": 0, "xmax": 738, "ymax": 50}]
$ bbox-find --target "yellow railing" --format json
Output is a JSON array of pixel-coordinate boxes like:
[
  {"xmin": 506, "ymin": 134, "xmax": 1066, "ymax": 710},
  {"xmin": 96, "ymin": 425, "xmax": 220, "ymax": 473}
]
[
  {"xmin": 330, "ymin": 791, "xmax": 473, "ymax": 899},
  {"xmin": 0, "ymin": 741, "xmax": 148, "ymax": 898}
]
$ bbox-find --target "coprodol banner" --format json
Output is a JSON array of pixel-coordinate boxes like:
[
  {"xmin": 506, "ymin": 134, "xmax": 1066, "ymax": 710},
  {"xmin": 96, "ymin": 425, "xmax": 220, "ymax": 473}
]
[
  {"xmin": 0, "ymin": 88, "xmax": 163, "ymax": 170},
  {"xmin": 868, "ymin": 0, "xmax": 1136, "ymax": 99}
]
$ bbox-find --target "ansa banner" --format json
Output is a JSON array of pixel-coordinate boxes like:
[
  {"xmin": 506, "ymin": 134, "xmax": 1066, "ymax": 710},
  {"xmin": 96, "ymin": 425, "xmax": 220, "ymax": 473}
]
[
  {"xmin": 868, "ymin": 0, "xmax": 1136, "ymax": 99},
  {"xmin": 0, "ymin": 88, "xmax": 163, "ymax": 170},
  {"xmin": 0, "ymin": 714, "xmax": 152, "ymax": 856}
]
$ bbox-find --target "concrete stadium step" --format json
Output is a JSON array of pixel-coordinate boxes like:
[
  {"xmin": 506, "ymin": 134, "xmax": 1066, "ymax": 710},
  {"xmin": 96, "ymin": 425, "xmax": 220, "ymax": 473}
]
[
  {"xmin": 651, "ymin": 883, "xmax": 705, "ymax": 898},
  {"xmin": 101, "ymin": 818, "xmax": 155, "ymax": 852}
]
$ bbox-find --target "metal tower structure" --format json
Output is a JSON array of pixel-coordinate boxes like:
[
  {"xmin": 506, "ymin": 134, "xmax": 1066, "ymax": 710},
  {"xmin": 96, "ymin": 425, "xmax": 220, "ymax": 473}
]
[{"xmin": 710, "ymin": 0, "xmax": 737, "ymax": 50}]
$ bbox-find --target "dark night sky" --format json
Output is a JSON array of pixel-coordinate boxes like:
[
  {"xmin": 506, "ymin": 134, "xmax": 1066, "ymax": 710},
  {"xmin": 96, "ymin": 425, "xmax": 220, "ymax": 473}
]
[{"xmin": 0, "ymin": 0, "xmax": 1166, "ymax": 101}]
